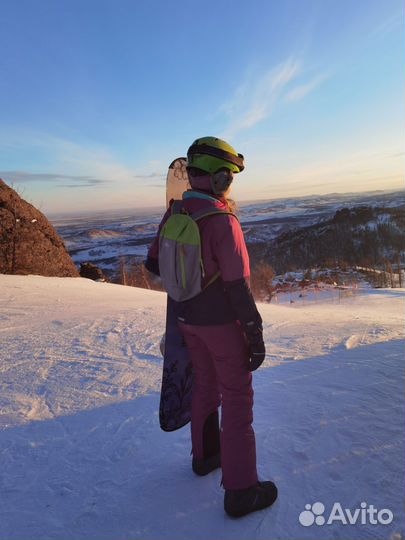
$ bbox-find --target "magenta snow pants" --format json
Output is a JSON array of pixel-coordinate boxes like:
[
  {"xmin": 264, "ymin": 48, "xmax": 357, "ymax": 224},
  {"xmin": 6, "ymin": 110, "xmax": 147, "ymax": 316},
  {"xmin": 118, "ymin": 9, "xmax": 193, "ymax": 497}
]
[{"xmin": 179, "ymin": 321, "xmax": 258, "ymax": 490}]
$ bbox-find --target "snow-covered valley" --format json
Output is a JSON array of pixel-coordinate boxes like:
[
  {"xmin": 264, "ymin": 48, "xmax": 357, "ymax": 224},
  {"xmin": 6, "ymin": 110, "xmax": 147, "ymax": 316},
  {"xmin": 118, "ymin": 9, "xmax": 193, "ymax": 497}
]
[
  {"xmin": 51, "ymin": 190, "xmax": 405, "ymax": 281},
  {"xmin": 0, "ymin": 275, "xmax": 404, "ymax": 539}
]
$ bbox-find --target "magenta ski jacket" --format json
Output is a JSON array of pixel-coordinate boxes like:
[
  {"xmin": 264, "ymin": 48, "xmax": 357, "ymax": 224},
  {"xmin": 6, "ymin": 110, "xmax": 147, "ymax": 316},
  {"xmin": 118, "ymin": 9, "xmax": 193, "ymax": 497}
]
[{"xmin": 145, "ymin": 190, "xmax": 259, "ymax": 326}]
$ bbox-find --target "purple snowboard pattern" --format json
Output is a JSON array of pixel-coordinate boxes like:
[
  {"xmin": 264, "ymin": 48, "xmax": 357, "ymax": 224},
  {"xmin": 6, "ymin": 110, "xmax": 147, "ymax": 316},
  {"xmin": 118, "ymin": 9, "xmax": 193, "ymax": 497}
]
[{"xmin": 159, "ymin": 296, "xmax": 193, "ymax": 431}]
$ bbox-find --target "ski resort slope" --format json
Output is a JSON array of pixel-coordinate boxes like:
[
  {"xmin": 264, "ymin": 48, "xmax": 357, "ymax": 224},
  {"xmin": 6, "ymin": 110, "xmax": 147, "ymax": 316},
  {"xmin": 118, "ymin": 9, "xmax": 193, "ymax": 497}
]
[{"xmin": 0, "ymin": 275, "xmax": 404, "ymax": 540}]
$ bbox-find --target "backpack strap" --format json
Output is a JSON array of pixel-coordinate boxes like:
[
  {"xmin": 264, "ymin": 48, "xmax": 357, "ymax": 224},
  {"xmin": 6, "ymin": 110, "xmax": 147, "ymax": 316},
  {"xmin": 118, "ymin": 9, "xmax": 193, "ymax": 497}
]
[
  {"xmin": 171, "ymin": 199, "xmax": 185, "ymax": 215},
  {"xmin": 203, "ymin": 270, "xmax": 221, "ymax": 289},
  {"xmin": 190, "ymin": 208, "xmax": 238, "ymax": 289},
  {"xmin": 191, "ymin": 208, "xmax": 239, "ymax": 222}
]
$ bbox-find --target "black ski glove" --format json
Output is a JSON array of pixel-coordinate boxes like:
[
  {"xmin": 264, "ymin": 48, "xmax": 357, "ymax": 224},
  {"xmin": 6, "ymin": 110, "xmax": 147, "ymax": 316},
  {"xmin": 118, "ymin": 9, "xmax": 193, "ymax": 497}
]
[
  {"xmin": 248, "ymin": 340, "xmax": 266, "ymax": 371},
  {"xmin": 224, "ymin": 278, "xmax": 266, "ymax": 372},
  {"xmin": 245, "ymin": 319, "xmax": 266, "ymax": 371}
]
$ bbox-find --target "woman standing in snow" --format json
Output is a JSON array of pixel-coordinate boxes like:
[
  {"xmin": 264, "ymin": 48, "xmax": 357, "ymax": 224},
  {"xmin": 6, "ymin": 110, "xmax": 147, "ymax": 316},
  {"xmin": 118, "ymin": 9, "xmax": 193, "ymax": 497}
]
[{"xmin": 145, "ymin": 137, "xmax": 277, "ymax": 518}]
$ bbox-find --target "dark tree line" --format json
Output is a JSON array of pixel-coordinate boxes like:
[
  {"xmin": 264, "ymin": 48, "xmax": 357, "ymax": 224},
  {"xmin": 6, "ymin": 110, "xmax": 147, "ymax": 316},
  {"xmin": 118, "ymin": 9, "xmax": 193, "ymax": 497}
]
[{"xmin": 247, "ymin": 205, "xmax": 405, "ymax": 276}]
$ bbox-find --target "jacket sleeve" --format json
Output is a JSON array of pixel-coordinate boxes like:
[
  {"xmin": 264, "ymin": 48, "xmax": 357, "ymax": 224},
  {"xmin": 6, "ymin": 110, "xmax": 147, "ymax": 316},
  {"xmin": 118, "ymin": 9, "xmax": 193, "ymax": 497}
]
[
  {"xmin": 144, "ymin": 205, "xmax": 172, "ymax": 276},
  {"xmin": 212, "ymin": 215, "xmax": 263, "ymax": 343},
  {"xmin": 223, "ymin": 278, "xmax": 263, "ymax": 344}
]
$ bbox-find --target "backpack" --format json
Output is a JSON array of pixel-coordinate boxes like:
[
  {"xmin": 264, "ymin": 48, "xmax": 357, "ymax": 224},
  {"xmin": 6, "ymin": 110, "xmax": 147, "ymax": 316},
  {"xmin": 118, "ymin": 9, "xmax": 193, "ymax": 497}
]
[{"xmin": 158, "ymin": 200, "xmax": 235, "ymax": 301}]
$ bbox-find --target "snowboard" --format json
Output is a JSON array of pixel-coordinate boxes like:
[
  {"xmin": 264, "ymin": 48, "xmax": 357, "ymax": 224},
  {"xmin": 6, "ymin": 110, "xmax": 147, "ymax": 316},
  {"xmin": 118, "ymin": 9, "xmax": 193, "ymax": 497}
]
[
  {"xmin": 159, "ymin": 157, "xmax": 193, "ymax": 432},
  {"xmin": 166, "ymin": 157, "xmax": 190, "ymax": 208}
]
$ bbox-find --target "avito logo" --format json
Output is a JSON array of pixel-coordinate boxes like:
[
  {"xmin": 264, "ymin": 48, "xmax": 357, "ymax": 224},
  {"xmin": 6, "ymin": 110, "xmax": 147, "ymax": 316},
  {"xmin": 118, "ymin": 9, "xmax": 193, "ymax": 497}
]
[{"xmin": 299, "ymin": 501, "xmax": 393, "ymax": 527}]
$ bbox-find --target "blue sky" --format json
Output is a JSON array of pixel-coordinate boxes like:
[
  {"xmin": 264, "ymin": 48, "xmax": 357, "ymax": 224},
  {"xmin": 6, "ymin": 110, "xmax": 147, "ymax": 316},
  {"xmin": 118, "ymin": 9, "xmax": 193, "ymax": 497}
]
[{"xmin": 0, "ymin": 0, "xmax": 403, "ymax": 213}]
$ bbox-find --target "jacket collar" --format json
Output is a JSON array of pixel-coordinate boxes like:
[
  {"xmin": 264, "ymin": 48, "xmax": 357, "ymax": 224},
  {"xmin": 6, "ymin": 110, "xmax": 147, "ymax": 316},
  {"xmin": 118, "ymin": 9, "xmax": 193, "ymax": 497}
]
[
  {"xmin": 183, "ymin": 190, "xmax": 218, "ymax": 203},
  {"xmin": 183, "ymin": 189, "xmax": 227, "ymax": 205}
]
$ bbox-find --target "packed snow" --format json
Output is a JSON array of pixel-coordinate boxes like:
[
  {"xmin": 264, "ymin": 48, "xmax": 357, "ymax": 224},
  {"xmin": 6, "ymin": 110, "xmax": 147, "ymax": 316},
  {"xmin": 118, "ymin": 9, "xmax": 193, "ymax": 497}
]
[{"xmin": 0, "ymin": 275, "xmax": 404, "ymax": 540}]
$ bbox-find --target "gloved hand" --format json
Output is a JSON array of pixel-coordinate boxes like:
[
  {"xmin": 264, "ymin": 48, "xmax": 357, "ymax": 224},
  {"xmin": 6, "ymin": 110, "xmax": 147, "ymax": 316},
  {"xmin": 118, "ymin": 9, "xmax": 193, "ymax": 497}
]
[
  {"xmin": 248, "ymin": 339, "xmax": 265, "ymax": 371},
  {"xmin": 245, "ymin": 323, "xmax": 266, "ymax": 371},
  {"xmin": 223, "ymin": 278, "xmax": 266, "ymax": 372}
]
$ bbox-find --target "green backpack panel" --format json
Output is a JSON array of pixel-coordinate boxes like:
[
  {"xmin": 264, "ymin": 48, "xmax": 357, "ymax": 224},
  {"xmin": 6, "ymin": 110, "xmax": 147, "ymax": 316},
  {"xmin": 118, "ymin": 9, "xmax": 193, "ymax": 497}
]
[{"xmin": 158, "ymin": 201, "xmax": 234, "ymax": 302}]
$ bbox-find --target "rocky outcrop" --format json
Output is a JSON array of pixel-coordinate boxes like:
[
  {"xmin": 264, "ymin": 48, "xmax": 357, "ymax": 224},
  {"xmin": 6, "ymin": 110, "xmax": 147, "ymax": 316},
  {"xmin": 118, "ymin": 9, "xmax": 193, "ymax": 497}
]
[
  {"xmin": 0, "ymin": 179, "xmax": 79, "ymax": 277},
  {"xmin": 80, "ymin": 262, "xmax": 108, "ymax": 282}
]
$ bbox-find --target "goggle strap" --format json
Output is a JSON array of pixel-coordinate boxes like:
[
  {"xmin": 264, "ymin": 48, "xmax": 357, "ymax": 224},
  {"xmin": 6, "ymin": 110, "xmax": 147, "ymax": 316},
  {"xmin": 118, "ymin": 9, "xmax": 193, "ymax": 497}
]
[{"xmin": 187, "ymin": 144, "xmax": 244, "ymax": 171}]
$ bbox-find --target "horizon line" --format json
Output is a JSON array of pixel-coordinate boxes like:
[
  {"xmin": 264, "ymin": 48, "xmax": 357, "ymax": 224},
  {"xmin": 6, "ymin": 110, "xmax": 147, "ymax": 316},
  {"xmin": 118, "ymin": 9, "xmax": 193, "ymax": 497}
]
[{"xmin": 47, "ymin": 187, "xmax": 405, "ymax": 219}]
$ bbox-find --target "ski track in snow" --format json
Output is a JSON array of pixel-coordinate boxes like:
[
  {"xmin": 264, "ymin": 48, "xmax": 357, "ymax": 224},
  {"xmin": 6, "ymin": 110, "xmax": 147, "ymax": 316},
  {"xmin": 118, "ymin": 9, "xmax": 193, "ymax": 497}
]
[{"xmin": 0, "ymin": 275, "xmax": 404, "ymax": 540}]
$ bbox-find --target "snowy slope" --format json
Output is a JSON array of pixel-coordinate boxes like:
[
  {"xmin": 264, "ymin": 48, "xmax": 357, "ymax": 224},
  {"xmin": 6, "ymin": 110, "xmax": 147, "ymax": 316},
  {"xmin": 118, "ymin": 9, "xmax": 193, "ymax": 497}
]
[{"xmin": 0, "ymin": 275, "xmax": 404, "ymax": 540}]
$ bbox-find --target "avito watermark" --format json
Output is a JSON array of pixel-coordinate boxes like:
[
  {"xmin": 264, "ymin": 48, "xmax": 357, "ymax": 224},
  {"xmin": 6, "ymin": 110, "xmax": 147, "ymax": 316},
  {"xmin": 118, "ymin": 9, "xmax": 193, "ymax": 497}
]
[{"xmin": 299, "ymin": 501, "xmax": 394, "ymax": 527}]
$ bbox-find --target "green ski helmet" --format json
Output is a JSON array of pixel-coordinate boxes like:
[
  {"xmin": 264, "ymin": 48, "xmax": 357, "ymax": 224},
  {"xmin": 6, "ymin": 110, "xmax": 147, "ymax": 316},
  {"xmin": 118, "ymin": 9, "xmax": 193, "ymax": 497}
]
[{"xmin": 186, "ymin": 136, "xmax": 245, "ymax": 174}]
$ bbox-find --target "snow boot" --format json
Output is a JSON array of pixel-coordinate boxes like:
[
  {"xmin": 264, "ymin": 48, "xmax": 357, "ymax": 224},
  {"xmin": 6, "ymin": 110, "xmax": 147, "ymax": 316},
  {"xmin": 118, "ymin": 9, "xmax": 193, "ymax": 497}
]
[
  {"xmin": 192, "ymin": 410, "xmax": 221, "ymax": 476},
  {"xmin": 192, "ymin": 452, "xmax": 221, "ymax": 476},
  {"xmin": 224, "ymin": 480, "xmax": 278, "ymax": 518}
]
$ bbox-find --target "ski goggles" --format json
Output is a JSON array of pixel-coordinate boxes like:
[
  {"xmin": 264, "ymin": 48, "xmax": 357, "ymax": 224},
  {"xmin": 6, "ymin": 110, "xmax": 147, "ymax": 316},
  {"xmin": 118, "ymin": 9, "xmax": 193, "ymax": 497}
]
[
  {"xmin": 211, "ymin": 168, "xmax": 234, "ymax": 194},
  {"xmin": 212, "ymin": 168, "xmax": 233, "ymax": 184}
]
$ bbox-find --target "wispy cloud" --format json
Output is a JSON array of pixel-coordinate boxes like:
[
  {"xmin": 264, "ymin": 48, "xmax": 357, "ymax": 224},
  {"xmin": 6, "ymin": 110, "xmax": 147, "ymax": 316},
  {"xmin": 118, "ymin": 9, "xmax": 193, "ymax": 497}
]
[
  {"xmin": 371, "ymin": 11, "xmax": 403, "ymax": 38},
  {"xmin": 0, "ymin": 171, "xmax": 110, "ymax": 187},
  {"xmin": 134, "ymin": 173, "xmax": 166, "ymax": 179},
  {"xmin": 284, "ymin": 72, "xmax": 329, "ymax": 103},
  {"xmin": 0, "ymin": 129, "xmax": 164, "ymax": 187},
  {"xmin": 386, "ymin": 151, "xmax": 405, "ymax": 159},
  {"xmin": 220, "ymin": 58, "xmax": 301, "ymax": 139},
  {"xmin": 57, "ymin": 184, "xmax": 99, "ymax": 189},
  {"xmin": 219, "ymin": 58, "xmax": 329, "ymax": 139}
]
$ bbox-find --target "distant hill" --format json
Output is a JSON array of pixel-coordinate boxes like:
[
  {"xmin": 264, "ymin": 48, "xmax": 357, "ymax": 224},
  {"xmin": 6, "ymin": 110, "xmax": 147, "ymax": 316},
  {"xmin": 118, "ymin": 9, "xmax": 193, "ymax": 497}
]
[
  {"xmin": 248, "ymin": 205, "xmax": 405, "ymax": 274},
  {"xmin": 88, "ymin": 229, "xmax": 126, "ymax": 239}
]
